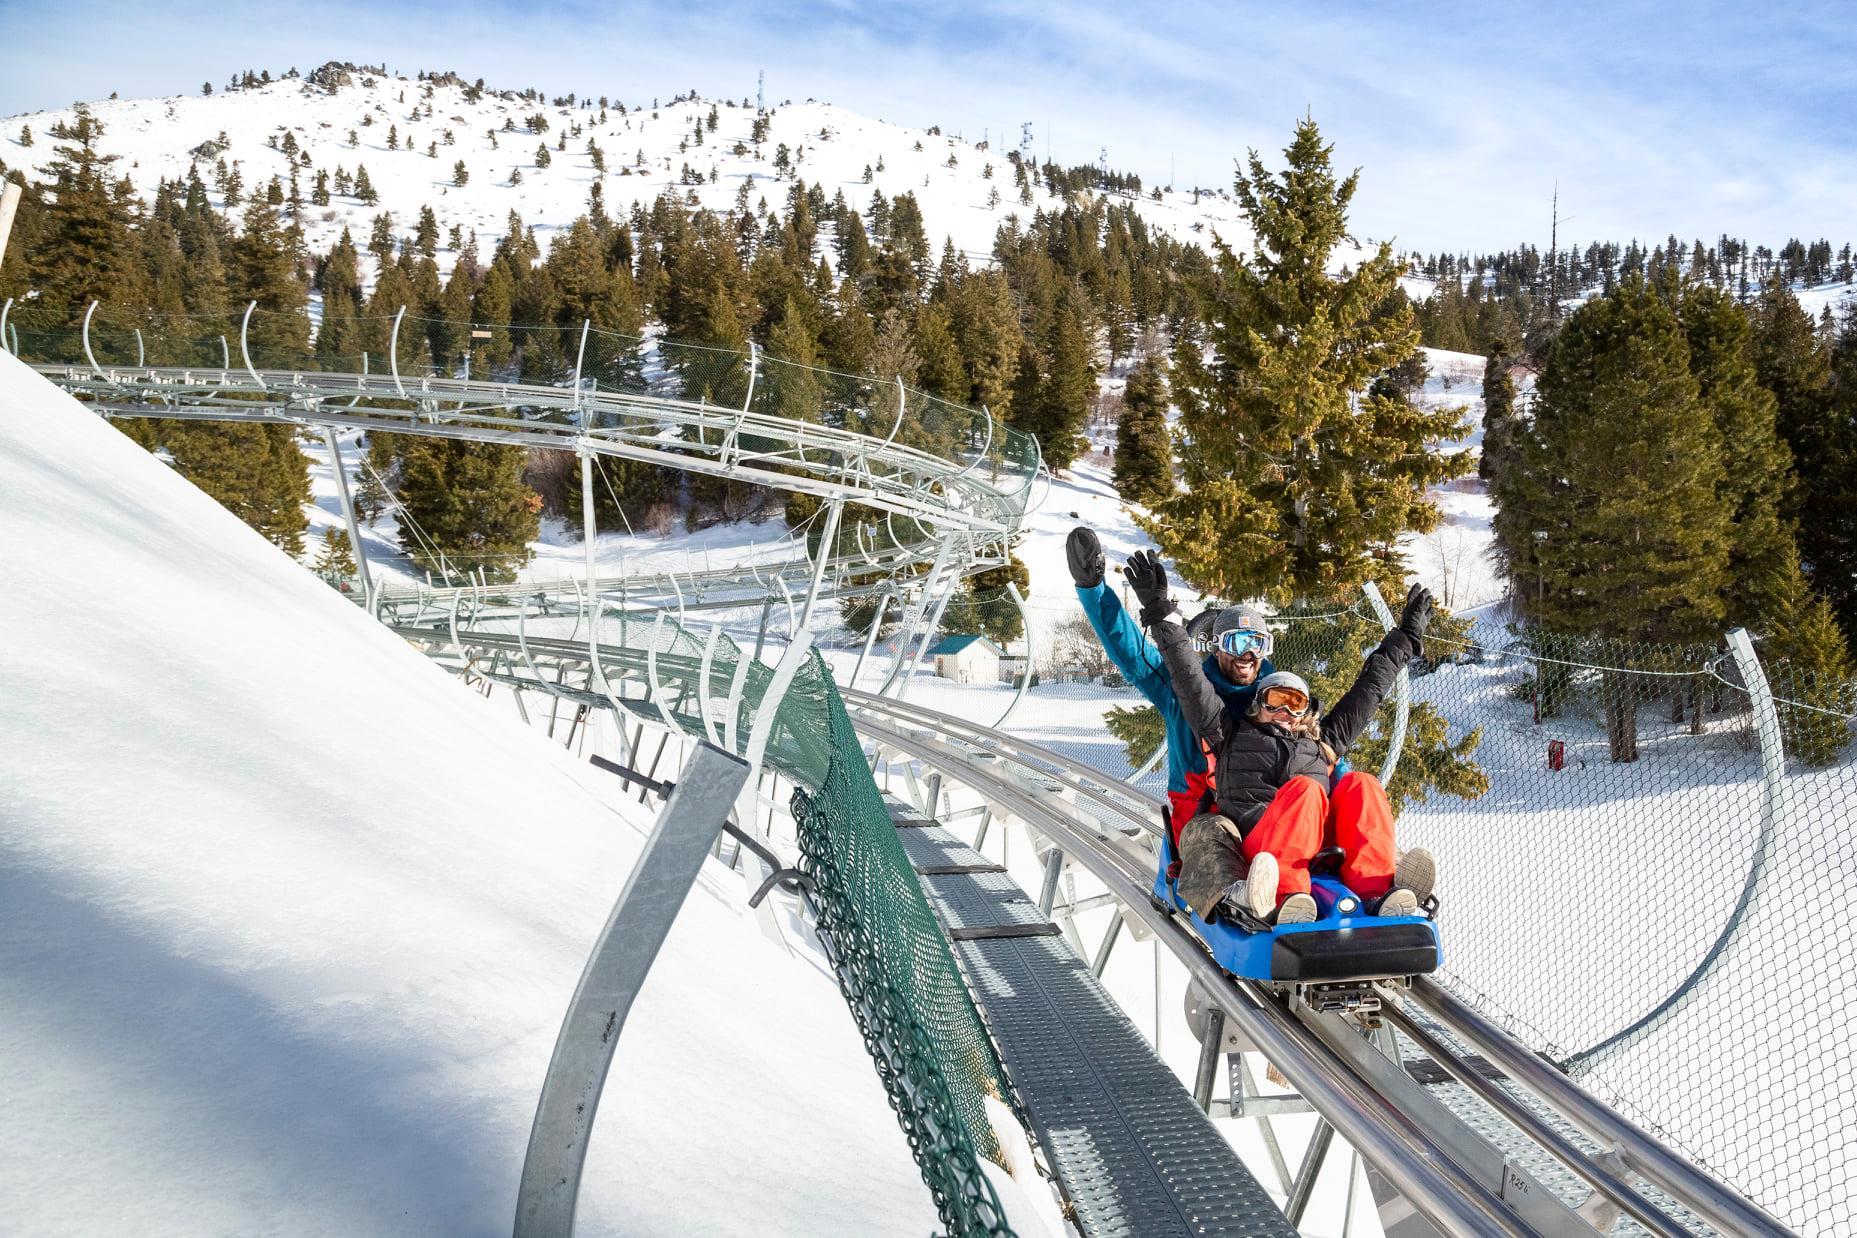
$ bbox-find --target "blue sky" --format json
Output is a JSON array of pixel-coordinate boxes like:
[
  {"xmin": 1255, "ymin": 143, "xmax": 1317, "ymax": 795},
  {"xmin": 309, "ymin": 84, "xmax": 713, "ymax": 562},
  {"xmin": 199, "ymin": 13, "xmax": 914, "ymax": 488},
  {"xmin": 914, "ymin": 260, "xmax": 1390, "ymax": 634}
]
[{"xmin": 2, "ymin": 0, "xmax": 1852, "ymax": 253}]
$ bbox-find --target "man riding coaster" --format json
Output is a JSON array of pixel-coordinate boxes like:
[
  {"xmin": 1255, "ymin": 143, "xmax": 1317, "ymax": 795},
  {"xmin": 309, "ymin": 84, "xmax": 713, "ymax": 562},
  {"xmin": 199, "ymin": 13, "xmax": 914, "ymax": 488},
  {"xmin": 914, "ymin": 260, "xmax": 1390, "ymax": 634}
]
[
  {"xmin": 1065, "ymin": 528, "xmax": 1272, "ymax": 847},
  {"xmin": 1124, "ymin": 550, "xmax": 1439, "ymax": 928}
]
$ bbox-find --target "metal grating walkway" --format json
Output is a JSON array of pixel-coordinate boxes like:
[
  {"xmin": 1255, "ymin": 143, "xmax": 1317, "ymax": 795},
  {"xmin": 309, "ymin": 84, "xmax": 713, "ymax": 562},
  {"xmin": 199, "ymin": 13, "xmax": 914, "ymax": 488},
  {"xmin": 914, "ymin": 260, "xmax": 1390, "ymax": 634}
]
[{"xmin": 884, "ymin": 797, "xmax": 1296, "ymax": 1238}]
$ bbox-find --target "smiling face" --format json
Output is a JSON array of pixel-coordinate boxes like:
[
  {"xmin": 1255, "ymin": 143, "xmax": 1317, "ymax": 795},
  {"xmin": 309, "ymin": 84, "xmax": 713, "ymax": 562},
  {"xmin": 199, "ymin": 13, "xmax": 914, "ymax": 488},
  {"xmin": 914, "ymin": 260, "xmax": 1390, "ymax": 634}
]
[{"xmin": 1215, "ymin": 649, "xmax": 1261, "ymax": 684}]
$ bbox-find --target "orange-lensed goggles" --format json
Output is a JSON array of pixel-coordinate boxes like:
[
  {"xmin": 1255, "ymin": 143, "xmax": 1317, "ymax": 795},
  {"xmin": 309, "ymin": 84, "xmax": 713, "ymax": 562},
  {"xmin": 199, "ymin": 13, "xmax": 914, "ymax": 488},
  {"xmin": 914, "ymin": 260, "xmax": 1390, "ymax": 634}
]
[{"xmin": 1258, "ymin": 685, "xmax": 1311, "ymax": 716}]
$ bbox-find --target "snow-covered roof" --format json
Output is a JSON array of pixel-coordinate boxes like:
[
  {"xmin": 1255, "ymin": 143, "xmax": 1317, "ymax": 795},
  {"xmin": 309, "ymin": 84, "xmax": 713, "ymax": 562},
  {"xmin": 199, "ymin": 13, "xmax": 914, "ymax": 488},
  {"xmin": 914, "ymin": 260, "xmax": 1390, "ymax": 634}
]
[{"xmin": 929, "ymin": 634, "xmax": 1003, "ymax": 657}]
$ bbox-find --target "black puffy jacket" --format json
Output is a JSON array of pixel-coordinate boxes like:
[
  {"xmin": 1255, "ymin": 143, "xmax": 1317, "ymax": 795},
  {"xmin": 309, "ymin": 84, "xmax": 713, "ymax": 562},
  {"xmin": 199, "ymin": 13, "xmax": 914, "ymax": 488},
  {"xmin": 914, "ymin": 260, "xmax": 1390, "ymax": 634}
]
[{"xmin": 1151, "ymin": 616, "xmax": 1419, "ymax": 831}]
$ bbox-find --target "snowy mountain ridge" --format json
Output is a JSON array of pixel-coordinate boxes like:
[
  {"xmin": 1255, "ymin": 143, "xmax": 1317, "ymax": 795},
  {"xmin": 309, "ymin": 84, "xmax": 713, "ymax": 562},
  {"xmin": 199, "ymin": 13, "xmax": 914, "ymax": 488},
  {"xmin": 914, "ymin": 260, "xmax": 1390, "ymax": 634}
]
[{"xmin": 0, "ymin": 62, "xmax": 1411, "ymax": 292}]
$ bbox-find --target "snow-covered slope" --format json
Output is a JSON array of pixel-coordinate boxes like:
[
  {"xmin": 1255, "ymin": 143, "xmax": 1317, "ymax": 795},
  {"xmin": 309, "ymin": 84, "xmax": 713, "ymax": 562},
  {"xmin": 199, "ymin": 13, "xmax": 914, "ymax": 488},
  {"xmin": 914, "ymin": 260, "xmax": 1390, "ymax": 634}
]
[
  {"xmin": 0, "ymin": 351, "xmax": 940, "ymax": 1235},
  {"xmin": 1, "ymin": 67, "xmax": 1275, "ymax": 281}
]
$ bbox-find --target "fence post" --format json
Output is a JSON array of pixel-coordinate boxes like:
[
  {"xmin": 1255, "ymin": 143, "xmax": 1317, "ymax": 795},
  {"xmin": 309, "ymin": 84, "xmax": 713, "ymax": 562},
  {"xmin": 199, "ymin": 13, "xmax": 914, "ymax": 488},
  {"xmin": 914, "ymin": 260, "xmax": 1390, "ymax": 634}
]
[
  {"xmin": 1361, "ymin": 580, "xmax": 1410, "ymax": 785},
  {"xmin": 993, "ymin": 581, "xmax": 1036, "ymax": 729},
  {"xmin": 239, "ymin": 300, "xmax": 264, "ymax": 388},
  {"xmin": 513, "ymin": 741, "xmax": 750, "ymax": 1237},
  {"xmin": 81, "ymin": 300, "xmax": 105, "ymax": 377}
]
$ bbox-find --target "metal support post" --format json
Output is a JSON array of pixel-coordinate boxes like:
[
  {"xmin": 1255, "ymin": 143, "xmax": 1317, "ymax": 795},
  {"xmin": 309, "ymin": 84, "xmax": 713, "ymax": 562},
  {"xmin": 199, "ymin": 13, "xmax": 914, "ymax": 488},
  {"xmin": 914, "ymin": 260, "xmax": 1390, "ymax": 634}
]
[
  {"xmin": 971, "ymin": 805, "xmax": 993, "ymax": 853},
  {"xmin": 848, "ymin": 587, "xmax": 894, "ymax": 690},
  {"xmin": 1361, "ymin": 581, "xmax": 1409, "ymax": 783},
  {"xmin": 797, "ymin": 499, "xmax": 843, "ymax": 633},
  {"xmin": 1235, "ymin": 1056, "xmax": 1295, "ymax": 1193},
  {"xmin": 1285, "ymin": 1120, "xmax": 1335, "ymax": 1225},
  {"xmin": 1090, "ymin": 911, "xmax": 1122, "ymax": 978},
  {"xmin": 1192, "ymin": 1006, "xmax": 1225, "ymax": 1112},
  {"xmin": 513, "ymin": 742, "xmax": 750, "ymax": 1237},
  {"xmin": 1036, "ymin": 847, "xmax": 1064, "ymax": 916},
  {"xmin": 322, "ymin": 428, "xmax": 374, "ymax": 608},
  {"xmin": 752, "ymin": 593, "xmax": 773, "ymax": 664}
]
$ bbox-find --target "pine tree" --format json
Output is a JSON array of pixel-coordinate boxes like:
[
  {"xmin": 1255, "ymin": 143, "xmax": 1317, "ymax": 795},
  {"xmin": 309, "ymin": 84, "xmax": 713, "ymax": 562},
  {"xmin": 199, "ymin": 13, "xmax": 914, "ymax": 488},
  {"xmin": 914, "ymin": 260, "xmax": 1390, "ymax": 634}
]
[
  {"xmin": 938, "ymin": 554, "xmax": 1031, "ymax": 645},
  {"xmin": 1491, "ymin": 277, "xmax": 1730, "ymax": 761},
  {"xmin": 32, "ymin": 106, "xmax": 138, "ymax": 319},
  {"xmin": 764, "ymin": 296, "xmax": 824, "ymax": 423},
  {"xmin": 912, "ymin": 300, "xmax": 967, "ymax": 402},
  {"xmin": 392, "ymin": 437, "xmax": 539, "ymax": 581},
  {"xmin": 231, "ymin": 196, "xmax": 309, "ymax": 365},
  {"xmin": 1477, "ymin": 344, "xmax": 1520, "ymax": 485},
  {"xmin": 1764, "ymin": 576, "xmax": 1855, "ymax": 764},
  {"xmin": 1113, "ymin": 353, "xmax": 1172, "ymax": 505},
  {"xmin": 415, "ymin": 205, "xmax": 439, "ymax": 257},
  {"xmin": 1680, "ymin": 284, "xmax": 1798, "ymax": 631},
  {"xmin": 313, "ymin": 525, "xmax": 358, "ymax": 578},
  {"xmin": 1753, "ymin": 278, "xmax": 1856, "ymax": 640},
  {"xmin": 1152, "ymin": 119, "xmax": 1470, "ymax": 599},
  {"xmin": 154, "ymin": 420, "xmax": 312, "ymax": 555}
]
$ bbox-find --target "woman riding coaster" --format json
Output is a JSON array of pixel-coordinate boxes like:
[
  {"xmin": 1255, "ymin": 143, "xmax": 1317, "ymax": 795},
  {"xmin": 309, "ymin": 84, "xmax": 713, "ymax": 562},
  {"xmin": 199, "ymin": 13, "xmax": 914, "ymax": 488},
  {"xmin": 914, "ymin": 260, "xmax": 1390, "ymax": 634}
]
[{"xmin": 1124, "ymin": 550, "xmax": 1438, "ymax": 927}]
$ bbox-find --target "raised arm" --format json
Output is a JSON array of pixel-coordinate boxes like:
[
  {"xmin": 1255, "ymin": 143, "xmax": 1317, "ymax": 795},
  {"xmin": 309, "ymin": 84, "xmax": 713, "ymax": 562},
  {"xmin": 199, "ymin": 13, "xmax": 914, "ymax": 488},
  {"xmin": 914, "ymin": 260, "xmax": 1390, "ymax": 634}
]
[
  {"xmin": 1125, "ymin": 550, "xmax": 1229, "ymax": 746},
  {"xmin": 1067, "ymin": 529, "xmax": 1170, "ymax": 704},
  {"xmin": 1322, "ymin": 585, "xmax": 1433, "ymax": 756}
]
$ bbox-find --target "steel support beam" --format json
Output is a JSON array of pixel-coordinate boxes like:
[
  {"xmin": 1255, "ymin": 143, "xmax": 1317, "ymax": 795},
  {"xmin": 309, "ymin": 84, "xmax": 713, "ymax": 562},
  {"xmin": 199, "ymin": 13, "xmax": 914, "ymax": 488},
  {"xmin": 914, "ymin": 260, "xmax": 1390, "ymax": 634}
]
[
  {"xmin": 513, "ymin": 741, "xmax": 750, "ymax": 1237},
  {"xmin": 322, "ymin": 427, "xmax": 374, "ymax": 608}
]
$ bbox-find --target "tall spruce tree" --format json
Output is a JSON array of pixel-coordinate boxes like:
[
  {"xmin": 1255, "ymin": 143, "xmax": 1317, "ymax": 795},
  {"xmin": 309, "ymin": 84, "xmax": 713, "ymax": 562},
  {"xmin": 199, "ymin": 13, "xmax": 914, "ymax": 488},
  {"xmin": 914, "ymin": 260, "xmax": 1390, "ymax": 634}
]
[
  {"xmin": 1752, "ymin": 278, "xmax": 1856, "ymax": 640},
  {"xmin": 1491, "ymin": 276, "xmax": 1730, "ymax": 761},
  {"xmin": 231, "ymin": 196, "xmax": 309, "ymax": 364},
  {"xmin": 1153, "ymin": 120, "xmax": 1469, "ymax": 599},
  {"xmin": 1679, "ymin": 283, "xmax": 1798, "ymax": 630},
  {"xmin": 1113, "ymin": 353, "xmax": 1172, "ymax": 505},
  {"xmin": 1477, "ymin": 343, "xmax": 1520, "ymax": 486},
  {"xmin": 32, "ymin": 107, "xmax": 139, "ymax": 319}
]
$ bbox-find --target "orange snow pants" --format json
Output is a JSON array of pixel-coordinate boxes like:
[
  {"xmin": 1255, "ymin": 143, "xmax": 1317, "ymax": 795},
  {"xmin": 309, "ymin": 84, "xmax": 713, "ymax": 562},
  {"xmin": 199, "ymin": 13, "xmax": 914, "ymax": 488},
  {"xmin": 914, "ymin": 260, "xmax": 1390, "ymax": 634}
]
[{"xmin": 1239, "ymin": 772, "xmax": 1398, "ymax": 903}]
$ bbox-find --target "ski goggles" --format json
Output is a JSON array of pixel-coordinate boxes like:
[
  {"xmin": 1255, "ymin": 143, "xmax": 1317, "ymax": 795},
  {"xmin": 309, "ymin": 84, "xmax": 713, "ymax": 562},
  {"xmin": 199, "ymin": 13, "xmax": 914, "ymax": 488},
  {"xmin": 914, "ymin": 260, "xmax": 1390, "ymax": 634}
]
[
  {"xmin": 1257, "ymin": 684, "xmax": 1311, "ymax": 716},
  {"xmin": 1215, "ymin": 628, "xmax": 1274, "ymax": 659}
]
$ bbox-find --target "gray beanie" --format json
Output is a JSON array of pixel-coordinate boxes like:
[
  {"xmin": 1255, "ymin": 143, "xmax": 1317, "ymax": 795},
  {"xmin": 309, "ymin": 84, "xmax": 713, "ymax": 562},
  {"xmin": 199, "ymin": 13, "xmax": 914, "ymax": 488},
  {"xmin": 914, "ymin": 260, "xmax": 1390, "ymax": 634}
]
[{"xmin": 1214, "ymin": 606, "xmax": 1270, "ymax": 637}]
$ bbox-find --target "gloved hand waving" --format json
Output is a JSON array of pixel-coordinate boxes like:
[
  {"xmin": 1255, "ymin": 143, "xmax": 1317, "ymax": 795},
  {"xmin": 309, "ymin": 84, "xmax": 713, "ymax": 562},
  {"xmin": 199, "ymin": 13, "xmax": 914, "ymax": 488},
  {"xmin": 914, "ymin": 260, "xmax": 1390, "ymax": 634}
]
[
  {"xmin": 1124, "ymin": 550, "xmax": 1176, "ymax": 626},
  {"xmin": 1066, "ymin": 527, "xmax": 1105, "ymax": 588},
  {"xmin": 1398, "ymin": 583, "xmax": 1435, "ymax": 641}
]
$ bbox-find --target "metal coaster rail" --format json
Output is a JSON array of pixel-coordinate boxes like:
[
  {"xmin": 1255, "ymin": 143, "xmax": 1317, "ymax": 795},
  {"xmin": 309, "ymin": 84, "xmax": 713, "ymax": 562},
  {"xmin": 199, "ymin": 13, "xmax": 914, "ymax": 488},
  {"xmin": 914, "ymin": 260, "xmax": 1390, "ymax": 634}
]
[{"xmin": 839, "ymin": 689, "xmax": 1795, "ymax": 1238}]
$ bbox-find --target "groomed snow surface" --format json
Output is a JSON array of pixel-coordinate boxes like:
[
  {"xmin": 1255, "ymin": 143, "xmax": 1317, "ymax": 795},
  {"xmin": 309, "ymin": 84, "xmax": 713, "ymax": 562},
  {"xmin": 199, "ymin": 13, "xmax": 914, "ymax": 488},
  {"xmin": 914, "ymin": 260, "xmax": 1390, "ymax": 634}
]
[{"xmin": 0, "ymin": 350, "xmax": 949, "ymax": 1235}]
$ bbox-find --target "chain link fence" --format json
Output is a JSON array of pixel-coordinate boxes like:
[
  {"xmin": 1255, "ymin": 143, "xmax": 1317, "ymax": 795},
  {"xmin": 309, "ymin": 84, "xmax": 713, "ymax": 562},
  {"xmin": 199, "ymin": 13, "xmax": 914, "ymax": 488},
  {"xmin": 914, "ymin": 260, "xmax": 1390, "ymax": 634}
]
[
  {"xmin": 979, "ymin": 588, "xmax": 1852, "ymax": 1234},
  {"xmin": 1279, "ymin": 605, "xmax": 1854, "ymax": 1236}
]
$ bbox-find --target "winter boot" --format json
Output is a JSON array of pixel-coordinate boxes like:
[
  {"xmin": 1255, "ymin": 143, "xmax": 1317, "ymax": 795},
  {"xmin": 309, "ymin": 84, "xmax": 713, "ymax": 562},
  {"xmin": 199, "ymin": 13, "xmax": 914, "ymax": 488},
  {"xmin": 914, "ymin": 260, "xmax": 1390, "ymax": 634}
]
[
  {"xmin": 1275, "ymin": 892, "xmax": 1318, "ymax": 924},
  {"xmin": 1216, "ymin": 851, "xmax": 1279, "ymax": 924},
  {"xmin": 1394, "ymin": 847, "xmax": 1436, "ymax": 905}
]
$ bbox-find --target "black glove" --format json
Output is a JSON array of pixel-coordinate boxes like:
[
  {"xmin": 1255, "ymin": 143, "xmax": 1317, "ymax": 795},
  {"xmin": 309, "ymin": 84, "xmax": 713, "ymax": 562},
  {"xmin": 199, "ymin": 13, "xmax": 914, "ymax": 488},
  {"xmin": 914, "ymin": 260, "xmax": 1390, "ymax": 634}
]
[
  {"xmin": 1398, "ymin": 583, "xmax": 1434, "ymax": 641},
  {"xmin": 1123, "ymin": 550, "xmax": 1176, "ymax": 626},
  {"xmin": 1066, "ymin": 527, "xmax": 1105, "ymax": 588}
]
